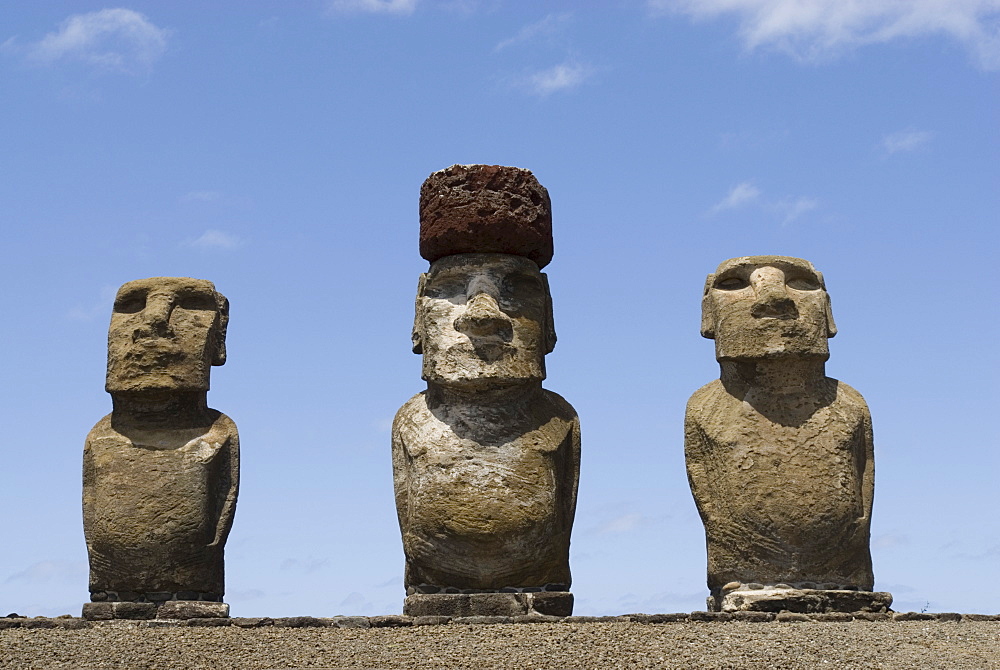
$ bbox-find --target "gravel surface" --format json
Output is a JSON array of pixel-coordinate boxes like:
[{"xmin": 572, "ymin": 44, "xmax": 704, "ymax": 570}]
[{"xmin": 2, "ymin": 621, "xmax": 999, "ymax": 669}]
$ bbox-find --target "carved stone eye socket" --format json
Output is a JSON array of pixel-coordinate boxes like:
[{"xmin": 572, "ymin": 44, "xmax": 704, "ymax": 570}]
[
  {"xmin": 177, "ymin": 294, "xmax": 217, "ymax": 311},
  {"xmin": 715, "ymin": 277, "xmax": 748, "ymax": 291},
  {"xmin": 786, "ymin": 277, "xmax": 820, "ymax": 290},
  {"xmin": 114, "ymin": 294, "xmax": 145, "ymax": 314}
]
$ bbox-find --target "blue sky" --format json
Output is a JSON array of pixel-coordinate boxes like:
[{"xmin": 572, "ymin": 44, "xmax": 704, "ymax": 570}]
[{"xmin": 1, "ymin": 1, "xmax": 997, "ymax": 617}]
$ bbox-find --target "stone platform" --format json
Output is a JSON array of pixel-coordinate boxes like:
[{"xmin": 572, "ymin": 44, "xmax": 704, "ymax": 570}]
[
  {"xmin": 712, "ymin": 588, "xmax": 893, "ymax": 614},
  {"xmin": 403, "ymin": 592, "xmax": 573, "ymax": 618},
  {"xmin": 82, "ymin": 601, "xmax": 229, "ymax": 621}
]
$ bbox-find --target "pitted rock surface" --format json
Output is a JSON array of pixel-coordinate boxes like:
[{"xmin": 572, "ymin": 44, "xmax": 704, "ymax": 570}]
[
  {"xmin": 83, "ymin": 277, "xmax": 238, "ymax": 617},
  {"xmin": 686, "ymin": 257, "xmax": 883, "ymax": 611},
  {"xmin": 419, "ymin": 164, "xmax": 553, "ymax": 267}
]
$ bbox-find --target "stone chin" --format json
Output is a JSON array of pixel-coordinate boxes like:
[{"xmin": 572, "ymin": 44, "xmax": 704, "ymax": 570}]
[
  {"xmin": 421, "ymin": 364, "xmax": 545, "ymax": 389},
  {"xmin": 714, "ymin": 319, "xmax": 830, "ymax": 362}
]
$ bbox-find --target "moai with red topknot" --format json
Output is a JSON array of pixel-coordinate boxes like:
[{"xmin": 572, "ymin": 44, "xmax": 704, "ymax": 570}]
[{"xmin": 393, "ymin": 165, "xmax": 580, "ymax": 618}]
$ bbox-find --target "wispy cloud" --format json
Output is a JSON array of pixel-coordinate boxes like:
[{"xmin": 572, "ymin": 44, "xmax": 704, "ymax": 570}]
[
  {"xmin": 873, "ymin": 532, "xmax": 910, "ymax": 549},
  {"xmin": 280, "ymin": 557, "xmax": 330, "ymax": 574},
  {"xmin": 518, "ymin": 60, "xmax": 591, "ymax": 96},
  {"xmin": 180, "ymin": 190, "xmax": 222, "ymax": 203},
  {"xmin": 880, "ymin": 128, "xmax": 934, "ymax": 155},
  {"xmin": 67, "ymin": 284, "xmax": 119, "ymax": 321},
  {"xmin": 187, "ymin": 229, "xmax": 243, "ymax": 250},
  {"xmin": 652, "ymin": 0, "xmax": 1000, "ymax": 69},
  {"xmin": 328, "ymin": 0, "xmax": 418, "ymax": 15},
  {"xmin": 773, "ymin": 195, "xmax": 818, "ymax": 224},
  {"xmin": 596, "ymin": 513, "xmax": 645, "ymax": 534},
  {"xmin": 710, "ymin": 181, "xmax": 761, "ymax": 212},
  {"xmin": 10, "ymin": 9, "xmax": 169, "ymax": 73},
  {"xmin": 495, "ymin": 13, "xmax": 571, "ymax": 51},
  {"xmin": 6, "ymin": 560, "xmax": 87, "ymax": 584},
  {"xmin": 709, "ymin": 181, "xmax": 818, "ymax": 224}
]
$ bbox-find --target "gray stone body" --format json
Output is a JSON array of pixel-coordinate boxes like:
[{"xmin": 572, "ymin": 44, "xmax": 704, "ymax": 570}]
[
  {"xmin": 685, "ymin": 256, "xmax": 888, "ymax": 613},
  {"xmin": 82, "ymin": 277, "xmax": 238, "ymax": 617},
  {"xmin": 394, "ymin": 166, "xmax": 579, "ymax": 616}
]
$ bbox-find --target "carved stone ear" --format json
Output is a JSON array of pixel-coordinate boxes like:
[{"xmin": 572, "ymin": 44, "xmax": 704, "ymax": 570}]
[
  {"xmin": 700, "ymin": 274, "xmax": 716, "ymax": 339},
  {"xmin": 816, "ymin": 271, "xmax": 837, "ymax": 337},
  {"xmin": 824, "ymin": 293, "xmax": 837, "ymax": 338},
  {"xmin": 212, "ymin": 294, "xmax": 229, "ymax": 366},
  {"xmin": 541, "ymin": 274, "xmax": 556, "ymax": 354},
  {"xmin": 411, "ymin": 274, "xmax": 427, "ymax": 354}
]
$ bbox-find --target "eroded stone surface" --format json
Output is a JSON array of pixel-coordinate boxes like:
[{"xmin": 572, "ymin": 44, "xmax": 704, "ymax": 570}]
[
  {"xmin": 419, "ymin": 165, "xmax": 553, "ymax": 268},
  {"xmin": 719, "ymin": 588, "xmax": 892, "ymax": 613},
  {"xmin": 686, "ymin": 257, "xmax": 884, "ymax": 612},
  {"xmin": 395, "ymin": 170, "xmax": 578, "ymax": 614},
  {"xmin": 83, "ymin": 277, "xmax": 238, "ymax": 617},
  {"xmin": 156, "ymin": 601, "xmax": 230, "ymax": 620}
]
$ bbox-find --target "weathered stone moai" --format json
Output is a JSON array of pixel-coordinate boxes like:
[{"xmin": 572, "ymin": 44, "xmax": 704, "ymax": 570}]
[
  {"xmin": 393, "ymin": 165, "xmax": 580, "ymax": 618},
  {"xmin": 82, "ymin": 277, "xmax": 239, "ymax": 621},
  {"xmin": 685, "ymin": 256, "xmax": 891, "ymax": 614}
]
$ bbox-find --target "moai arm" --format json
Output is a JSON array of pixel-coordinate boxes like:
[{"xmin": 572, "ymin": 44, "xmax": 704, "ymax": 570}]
[
  {"xmin": 211, "ymin": 420, "xmax": 240, "ymax": 548},
  {"xmin": 683, "ymin": 398, "xmax": 717, "ymax": 532},
  {"xmin": 861, "ymin": 402, "xmax": 875, "ymax": 526}
]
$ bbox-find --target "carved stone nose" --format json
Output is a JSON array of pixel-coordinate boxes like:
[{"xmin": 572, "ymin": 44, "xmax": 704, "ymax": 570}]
[
  {"xmin": 137, "ymin": 296, "xmax": 174, "ymax": 337},
  {"xmin": 751, "ymin": 291, "xmax": 797, "ymax": 318},
  {"xmin": 749, "ymin": 269, "xmax": 797, "ymax": 319},
  {"xmin": 454, "ymin": 293, "xmax": 512, "ymax": 338}
]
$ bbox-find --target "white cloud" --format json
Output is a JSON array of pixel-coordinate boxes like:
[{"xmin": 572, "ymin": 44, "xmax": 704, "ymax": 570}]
[
  {"xmin": 188, "ymin": 229, "xmax": 242, "ymax": 250},
  {"xmin": 180, "ymin": 190, "xmax": 222, "ymax": 203},
  {"xmin": 67, "ymin": 284, "xmax": 119, "ymax": 321},
  {"xmin": 773, "ymin": 195, "xmax": 819, "ymax": 224},
  {"xmin": 495, "ymin": 13, "xmax": 572, "ymax": 51},
  {"xmin": 873, "ymin": 533, "xmax": 911, "ymax": 549},
  {"xmin": 20, "ymin": 9, "xmax": 168, "ymax": 73},
  {"xmin": 6, "ymin": 560, "xmax": 87, "ymax": 584},
  {"xmin": 280, "ymin": 557, "xmax": 330, "ymax": 574},
  {"xmin": 328, "ymin": 0, "xmax": 418, "ymax": 15},
  {"xmin": 652, "ymin": 0, "xmax": 1000, "ymax": 69},
  {"xmin": 710, "ymin": 181, "xmax": 761, "ymax": 212},
  {"xmin": 709, "ymin": 181, "xmax": 818, "ymax": 224},
  {"xmin": 520, "ymin": 61, "xmax": 590, "ymax": 96},
  {"xmin": 881, "ymin": 128, "xmax": 934, "ymax": 154},
  {"xmin": 596, "ymin": 513, "xmax": 644, "ymax": 534}
]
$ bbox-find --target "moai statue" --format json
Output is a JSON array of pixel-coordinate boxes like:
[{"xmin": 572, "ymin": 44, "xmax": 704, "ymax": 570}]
[
  {"xmin": 393, "ymin": 165, "xmax": 580, "ymax": 618},
  {"xmin": 685, "ymin": 256, "xmax": 892, "ymax": 614},
  {"xmin": 82, "ymin": 277, "xmax": 239, "ymax": 621}
]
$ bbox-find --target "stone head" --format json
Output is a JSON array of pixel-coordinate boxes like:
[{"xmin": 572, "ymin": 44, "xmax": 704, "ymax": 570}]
[
  {"xmin": 106, "ymin": 277, "xmax": 229, "ymax": 393},
  {"xmin": 700, "ymin": 256, "xmax": 836, "ymax": 362},
  {"xmin": 412, "ymin": 253, "xmax": 555, "ymax": 389}
]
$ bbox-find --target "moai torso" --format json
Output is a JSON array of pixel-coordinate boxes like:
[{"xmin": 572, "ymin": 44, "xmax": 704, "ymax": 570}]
[
  {"xmin": 686, "ymin": 377, "xmax": 873, "ymax": 591},
  {"xmin": 394, "ymin": 387, "xmax": 579, "ymax": 588},
  {"xmin": 83, "ymin": 277, "xmax": 238, "ymax": 606},
  {"xmin": 84, "ymin": 412, "xmax": 238, "ymax": 597},
  {"xmin": 394, "ymin": 166, "xmax": 580, "ymax": 607},
  {"xmin": 686, "ymin": 256, "xmax": 885, "ymax": 613}
]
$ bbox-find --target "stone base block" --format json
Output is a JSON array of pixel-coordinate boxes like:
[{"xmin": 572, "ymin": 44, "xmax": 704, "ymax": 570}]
[
  {"xmin": 156, "ymin": 601, "xmax": 230, "ymax": 619},
  {"xmin": 83, "ymin": 602, "xmax": 157, "ymax": 620},
  {"xmin": 403, "ymin": 592, "xmax": 572, "ymax": 618},
  {"xmin": 83, "ymin": 601, "xmax": 229, "ymax": 621},
  {"xmin": 715, "ymin": 588, "xmax": 892, "ymax": 614}
]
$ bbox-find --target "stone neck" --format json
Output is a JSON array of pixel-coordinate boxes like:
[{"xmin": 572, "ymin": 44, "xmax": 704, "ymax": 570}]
[
  {"xmin": 426, "ymin": 380, "xmax": 542, "ymax": 408},
  {"xmin": 110, "ymin": 391, "xmax": 213, "ymax": 429},
  {"xmin": 719, "ymin": 357, "xmax": 827, "ymax": 399}
]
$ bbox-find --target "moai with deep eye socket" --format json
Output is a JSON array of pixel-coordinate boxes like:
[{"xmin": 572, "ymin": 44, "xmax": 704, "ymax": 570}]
[
  {"xmin": 393, "ymin": 165, "xmax": 580, "ymax": 618},
  {"xmin": 82, "ymin": 277, "xmax": 239, "ymax": 621},
  {"xmin": 686, "ymin": 256, "xmax": 892, "ymax": 614}
]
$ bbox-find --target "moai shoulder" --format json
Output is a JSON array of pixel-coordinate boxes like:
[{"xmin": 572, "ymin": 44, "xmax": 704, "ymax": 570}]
[
  {"xmin": 82, "ymin": 277, "xmax": 238, "ymax": 620},
  {"xmin": 393, "ymin": 165, "xmax": 580, "ymax": 619},
  {"xmin": 685, "ymin": 256, "xmax": 890, "ymax": 614}
]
